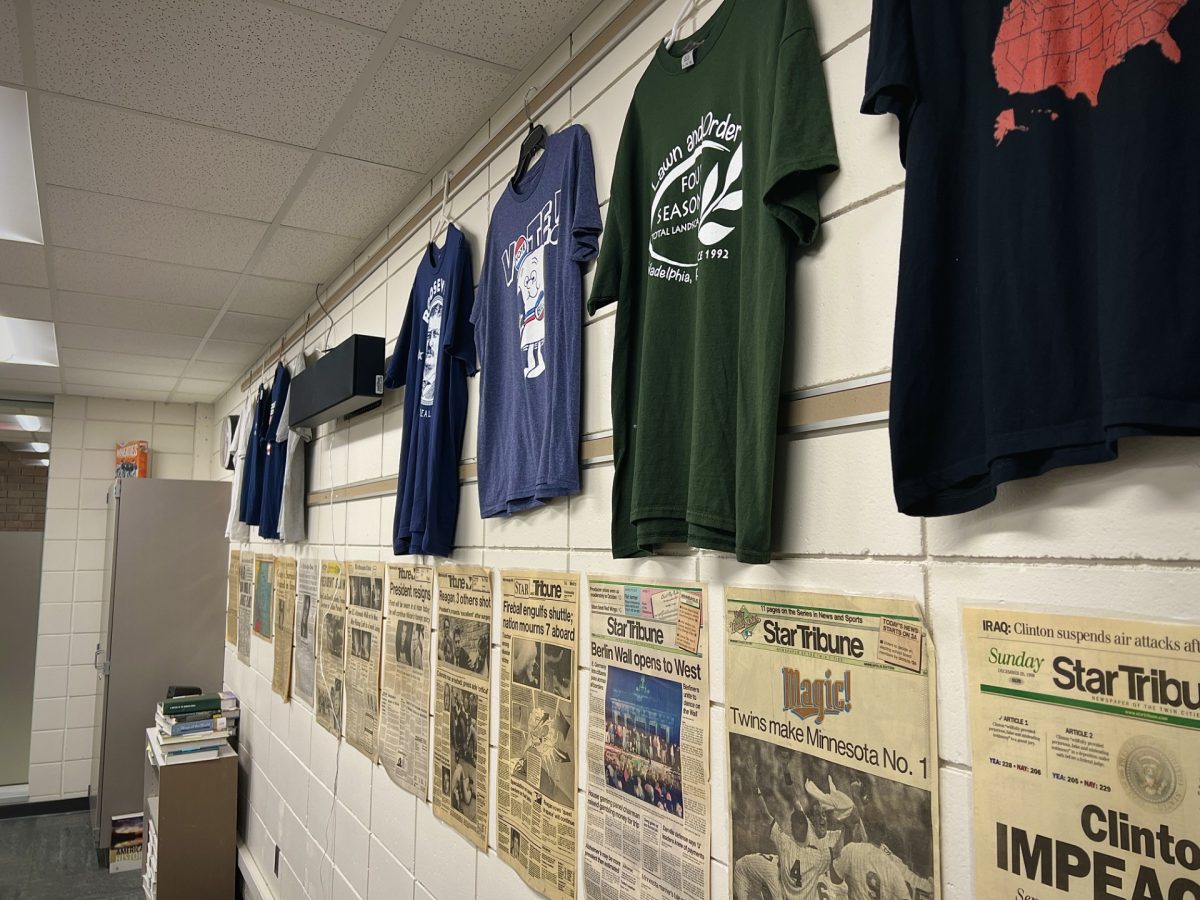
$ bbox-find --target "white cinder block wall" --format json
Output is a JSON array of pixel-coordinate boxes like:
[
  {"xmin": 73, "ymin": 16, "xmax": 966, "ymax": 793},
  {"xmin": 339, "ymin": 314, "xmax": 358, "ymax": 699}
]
[
  {"xmin": 28, "ymin": 395, "xmax": 212, "ymax": 801},
  {"xmin": 212, "ymin": 1, "xmax": 1200, "ymax": 898}
]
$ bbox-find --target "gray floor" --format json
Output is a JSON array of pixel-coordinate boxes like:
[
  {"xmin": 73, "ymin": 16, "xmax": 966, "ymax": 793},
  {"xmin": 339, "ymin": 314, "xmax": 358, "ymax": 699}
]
[{"xmin": 0, "ymin": 811, "xmax": 142, "ymax": 900}]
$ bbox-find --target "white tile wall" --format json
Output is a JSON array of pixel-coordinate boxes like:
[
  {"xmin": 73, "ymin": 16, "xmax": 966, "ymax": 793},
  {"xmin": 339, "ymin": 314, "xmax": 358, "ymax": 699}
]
[
  {"xmin": 208, "ymin": 1, "xmax": 1200, "ymax": 898},
  {"xmin": 27, "ymin": 396, "xmax": 209, "ymax": 799}
]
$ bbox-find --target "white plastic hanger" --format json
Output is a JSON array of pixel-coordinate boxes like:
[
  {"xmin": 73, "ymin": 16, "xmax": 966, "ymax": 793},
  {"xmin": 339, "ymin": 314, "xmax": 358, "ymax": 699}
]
[
  {"xmin": 433, "ymin": 170, "xmax": 453, "ymax": 242},
  {"xmin": 663, "ymin": 0, "xmax": 696, "ymax": 49}
]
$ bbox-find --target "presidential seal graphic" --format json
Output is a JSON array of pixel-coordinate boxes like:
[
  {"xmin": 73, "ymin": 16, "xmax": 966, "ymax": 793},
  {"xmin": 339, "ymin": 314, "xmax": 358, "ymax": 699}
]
[{"xmin": 1118, "ymin": 737, "xmax": 1185, "ymax": 813}]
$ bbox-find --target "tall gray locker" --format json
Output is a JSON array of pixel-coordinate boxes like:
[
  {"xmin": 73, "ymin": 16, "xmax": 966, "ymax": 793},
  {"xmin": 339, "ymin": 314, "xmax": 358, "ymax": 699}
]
[{"xmin": 88, "ymin": 478, "xmax": 231, "ymax": 858}]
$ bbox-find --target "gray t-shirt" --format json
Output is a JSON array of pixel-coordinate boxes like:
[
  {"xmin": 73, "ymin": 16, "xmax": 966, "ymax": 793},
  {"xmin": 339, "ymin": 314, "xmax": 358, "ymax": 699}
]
[{"xmin": 471, "ymin": 125, "xmax": 602, "ymax": 517}]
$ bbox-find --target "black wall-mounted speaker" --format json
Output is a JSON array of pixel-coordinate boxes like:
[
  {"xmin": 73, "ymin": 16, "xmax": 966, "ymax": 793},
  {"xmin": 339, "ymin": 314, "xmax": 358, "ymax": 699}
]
[{"xmin": 289, "ymin": 334, "xmax": 385, "ymax": 429}]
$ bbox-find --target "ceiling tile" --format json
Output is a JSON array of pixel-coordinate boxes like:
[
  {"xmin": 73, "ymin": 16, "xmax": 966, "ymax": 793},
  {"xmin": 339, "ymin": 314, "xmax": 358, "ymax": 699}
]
[
  {"xmin": 173, "ymin": 377, "xmax": 229, "ymax": 398},
  {"xmin": 55, "ymin": 291, "xmax": 218, "ymax": 337},
  {"xmin": 0, "ymin": 284, "xmax": 52, "ymax": 320},
  {"xmin": 230, "ymin": 275, "xmax": 316, "ymax": 319},
  {"xmin": 56, "ymin": 323, "xmax": 201, "ymax": 358},
  {"xmin": 250, "ymin": 226, "xmax": 361, "ymax": 283},
  {"xmin": 283, "ymin": 154, "xmax": 425, "ymax": 239},
  {"xmin": 278, "ymin": 0, "xmax": 404, "ymax": 30},
  {"xmin": 172, "ymin": 391, "xmax": 221, "ymax": 403},
  {"xmin": 58, "ymin": 348, "xmax": 187, "ymax": 377},
  {"xmin": 0, "ymin": 242, "xmax": 49, "ymax": 287},
  {"xmin": 331, "ymin": 41, "xmax": 511, "ymax": 170},
  {"xmin": 196, "ymin": 339, "xmax": 265, "ymax": 366},
  {"xmin": 401, "ymin": 0, "xmax": 591, "ymax": 68},
  {"xmin": 0, "ymin": 362, "xmax": 60, "ymax": 383},
  {"xmin": 210, "ymin": 311, "xmax": 290, "ymax": 345},
  {"xmin": 31, "ymin": 0, "xmax": 379, "ymax": 147},
  {"xmin": 45, "ymin": 186, "xmax": 269, "ymax": 272},
  {"xmin": 183, "ymin": 359, "xmax": 246, "ymax": 382},
  {"xmin": 0, "ymin": 0, "xmax": 21, "ymax": 83},
  {"xmin": 65, "ymin": 384, "xmax": 170, "ymax": 402},
  {"xmin": 0, "ymin": 378, "xmax": 57, "ymax": 398},
  {"xmin": 51, "ymin": 248, "xmax": 239, "ymax": 308},
  {"xmin": 38, "ymin": 95, "xmax": 311, "ymax": 222},
  {"xmin": 64, "ymin": 368, "xmax": 179, "ymax": 392}
]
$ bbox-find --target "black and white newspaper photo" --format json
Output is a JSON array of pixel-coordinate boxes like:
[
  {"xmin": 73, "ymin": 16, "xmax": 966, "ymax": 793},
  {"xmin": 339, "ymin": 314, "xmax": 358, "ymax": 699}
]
[
  {"xmin": 315, "ymin": 560, "xmax": 346, "ymax": 738},
  {"xmin": 294, "ymin": 559, "xmax": 319, "ymax": 708},
  {"xmin": 432, "ymin": 565, "xmax": 493, "ymax": 850},
  {"xmin": 226, "ymin": 549, "xmax": 239, "ymax": 646},
  {"xmin": 725, "ymin": 587, "xmax": 939, "ymax": 900},
  {"xmin": 236, "ymin": 551, "xmax": 253, "ymax": 665},
  {"xmin": 584, "ymin": 576, "xmax": 710, "ymax": 900},
  {"xmin": 345, "ymin": 560, "xmax": 384, "ymax": 759},
  {"xmin": 272, "ymin": 556, "xmax": 297, "ymax": 701},
  {"xmin": 497, "ymin": 569, "xmax": 580, "ymax": 900},
  {"xmin": 964, "ymin": 607, "xmax": 1200, "ymax": 900},
  {"xmin": 379, "ymin": 562, "xmax": 434, "ymax": 799}
]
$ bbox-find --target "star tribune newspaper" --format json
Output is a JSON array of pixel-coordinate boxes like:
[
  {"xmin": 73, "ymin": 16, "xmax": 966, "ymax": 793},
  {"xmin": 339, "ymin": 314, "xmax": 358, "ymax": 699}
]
[
  {"xmin": 725, "ymin": 587, "xmax": 940, "ymax": 900},
  {"xmin": 583, "ymin": 575, "xmax": 709, "ymax": 900},
  {"xmin": 964, "ymin": 607, "xmax": 1200, "ymax": 900}
]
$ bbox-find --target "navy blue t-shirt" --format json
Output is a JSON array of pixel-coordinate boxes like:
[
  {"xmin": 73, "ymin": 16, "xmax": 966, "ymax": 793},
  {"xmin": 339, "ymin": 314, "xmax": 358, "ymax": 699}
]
[
  {"xmin": 386, "ymin": 224, "xmax": 476, "ymax": 556},
  {"xmin": 258, "ymin": 362, "xmax": 292, "ymax": 540},
  {"xmin": 239, "ymin": 384, "xmax": 269, "ymax": 526}
]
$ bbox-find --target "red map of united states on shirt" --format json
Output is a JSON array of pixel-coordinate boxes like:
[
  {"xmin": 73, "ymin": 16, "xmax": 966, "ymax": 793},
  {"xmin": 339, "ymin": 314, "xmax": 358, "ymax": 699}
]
[{"xmin": 992, "ymin": 0, "xmax": 1189, "ymax": 143}]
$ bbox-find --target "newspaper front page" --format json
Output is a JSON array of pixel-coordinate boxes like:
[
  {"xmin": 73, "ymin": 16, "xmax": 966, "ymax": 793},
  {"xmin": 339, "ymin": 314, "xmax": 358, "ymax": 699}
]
[
  {"xmin": 294, "ymin": 559, "xmax": 319, "ymax": 707},
  {"xmin": 272, "ymin": 556, "xmax": 297, "ymax": 700},
  {"xmin": 583, "ymin": 575, "xmax": 710, "ymax": 900},
  {"xmin": 253, "ymin": 554, "xmax": 275, "ymax": 639},
  {"xmin": 345, "ymin": 560, "xmax": 384, "ymax": 759},
  {"xmin": 432, "ymin": 565, "xmax": 493, "ymax": 850},
  {"xmin": 379, "ymin": 563, "xmax": 434, "ymax": 798},
  {"xmin": 498, "ymin": 570, "xmax": 581, "ymax": 899},
  {"xmin": 726, "ymin": 587, "xmax": 940, "ymax": 900},
  {"xmin": 315, "ymin": 560, "xmax": 346, "ymax": 737},
  {"xmin": 226, "ymin": 549, "xmax": 240, "ymax": 645},
  {"xmin": 237, "ymin": 552, "xmax": 253, "ymax": 665},
  {"xmin": 964, "ymin": 606, "xmax": 1200, "ymax": 899}
]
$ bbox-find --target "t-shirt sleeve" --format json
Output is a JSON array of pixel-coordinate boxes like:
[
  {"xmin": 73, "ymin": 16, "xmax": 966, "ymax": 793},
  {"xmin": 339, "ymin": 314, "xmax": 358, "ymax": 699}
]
[
  {"xmin": 861, "ymin": 0, "xmax": 918, "ymax": 160},
  {"xmin": 383, "ymin": 286, "xmax": 415, "ymax": 389},
  {"xmin": 765, "ymin": 27, "xmax": 839, "ymax": 246},
  {"xmin": 571, "ymin": 126, "xmax": 603, "ymax": 263},
  {"xmin": 446, "ymin": 243, "xmax": 478, "ymax": 376}
]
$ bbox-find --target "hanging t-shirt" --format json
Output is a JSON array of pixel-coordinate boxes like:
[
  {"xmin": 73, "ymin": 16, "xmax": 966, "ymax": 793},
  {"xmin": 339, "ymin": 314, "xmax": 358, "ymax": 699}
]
[
  {"xmin": 238, "ymin": 384, "xmax": 269, "ymax": 527},
  {"xmin": 386, "ymin": 224, "xmax": 476, "ymax": 556},
  {"xmin": 276, "ymin": 353, "xmax": 312, "ymax": 544},
  {"xmin": 224, "ymin": 391, "xmax": 254, "ymax": 542},
  {"xmin": 589, "ymin": 0, "xmax": 838, "ymax": 564},
  {"xmin": 257, "ymin": 361, "xmax": 292, "ymax": 540},
  {"xmin": 472, "ymin": 124, "xmax": 602, "ymax": 517},
  {"xmin": 864, "ymin": 0, "xmax": 1200, "ymax": 515}
]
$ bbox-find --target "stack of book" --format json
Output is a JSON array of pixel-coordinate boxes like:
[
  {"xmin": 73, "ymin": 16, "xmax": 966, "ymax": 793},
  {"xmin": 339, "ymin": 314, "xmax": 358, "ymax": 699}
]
[{"xmin": 148, "ymin": 691, "xmax": 239, "ymax": 765}]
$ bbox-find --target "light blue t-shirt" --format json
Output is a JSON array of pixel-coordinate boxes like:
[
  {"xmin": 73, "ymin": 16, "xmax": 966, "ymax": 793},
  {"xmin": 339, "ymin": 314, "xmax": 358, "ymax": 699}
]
[{"xmin": 471, "ymin": 125, "xmax": 602, "ymax": 517}]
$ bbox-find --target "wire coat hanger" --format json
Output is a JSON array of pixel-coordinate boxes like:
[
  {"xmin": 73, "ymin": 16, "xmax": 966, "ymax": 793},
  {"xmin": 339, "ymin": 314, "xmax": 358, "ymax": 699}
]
[{"xmin": 433, "ymin": 170, "xmax": 453, "ymax": 242}]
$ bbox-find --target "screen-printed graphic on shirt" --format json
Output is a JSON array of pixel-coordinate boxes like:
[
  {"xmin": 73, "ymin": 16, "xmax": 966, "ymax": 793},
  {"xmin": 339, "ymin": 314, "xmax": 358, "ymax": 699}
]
[
  {"xmin": 991, "ymin": 0, "xmax": 1189, "ymax": 144},
  {"xmin": 649, "ymin": 111, "xmax": 744, "ymax": 282},
  {"xmin": 502, "ymin": 192, "xmax": 560, "ymax": 380},
  {"xmin": 420, "ymin": 278, "xmax": 445, "ymax": 409}
]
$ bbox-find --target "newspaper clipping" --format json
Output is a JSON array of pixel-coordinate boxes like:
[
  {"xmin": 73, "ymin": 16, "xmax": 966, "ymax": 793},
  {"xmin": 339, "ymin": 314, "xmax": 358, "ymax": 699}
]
[
  {"xmin": 379, "ymin": 563, "xmax": 434, "ymax": 799},
  {"xmin": 254, "ymin": 554, "xmax": 275, "ymax": 639},
  {"xmin": 236, "ymin": 552, "xmax": 253, "ymax": 665},
  {"xmin": 497, "ymin": 570, "xmax": 580, "ymax": 899},
  {"xmin": 226, "ymin": 549, "xmax": 239, "ymax": 646},
  {"xmin": 272, "ymin": 556, "xmax": 297, "ymax": 701},
  {"xmin": 583, "ymin": 575, "xmax": 710, "ymax": 900},
  {"xmin": 725, "ymin": 587, "xmax": 940, "ymax": 900},
  {"xmin": 432, "ymin": 565, "xmax": 493, "ymax": 850},
  {"xmin": 964, "ymin": 606, "xmax": 1200, "ymax": 899},
  {"xmin": 315, "ymin": 560, "xmax": 346, "ymax": 737},
  {"xmin": 294, "ymin": 559, "xmax": 319, "ymax": 707},
  {"xmin": 345, "ymin": 560, "xmax": 384, "ymax": 759}
]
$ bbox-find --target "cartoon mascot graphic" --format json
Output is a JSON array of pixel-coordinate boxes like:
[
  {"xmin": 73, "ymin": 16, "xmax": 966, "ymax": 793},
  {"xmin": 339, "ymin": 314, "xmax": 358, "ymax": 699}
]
[
  {"xmin": 513, "ymin": 235, "xmax": 547, "ymax": 379},
  {"xmin": 420, "ymin": 290, "xmax": 444, "ymax": 406}
]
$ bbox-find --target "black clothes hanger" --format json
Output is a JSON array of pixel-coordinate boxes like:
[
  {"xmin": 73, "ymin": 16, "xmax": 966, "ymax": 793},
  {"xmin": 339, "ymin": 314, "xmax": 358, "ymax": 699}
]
[{"xmin": 511, "ymin": 86, "xmax": 547, "ymax": 190}]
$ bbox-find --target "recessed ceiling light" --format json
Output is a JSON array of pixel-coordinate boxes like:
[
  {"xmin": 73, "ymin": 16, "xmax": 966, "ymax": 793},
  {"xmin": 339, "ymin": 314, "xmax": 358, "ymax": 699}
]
[
  {"xmin": 21, "ymin": 458, "xmax": 49, "ymax": 467},
  {"xmin": 9, "ymin": 441, "xmax": 49, "ymax": 452},
  {"xmin": 0, "ymin": 317, "xmax": 58, "ymax": 367},
  {"xmin": 15, "ymin": 415, "xmax": 42, "ymax": 431},
  {"xmin": 0, "ymin": 86, "xmax": 44, "ymax": 245}
]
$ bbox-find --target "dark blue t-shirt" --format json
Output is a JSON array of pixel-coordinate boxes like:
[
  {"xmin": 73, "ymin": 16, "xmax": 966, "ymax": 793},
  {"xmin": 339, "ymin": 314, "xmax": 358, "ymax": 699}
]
[
  {"xmin": 471, "ymin": 125, "xmax": 602, "ymax": 517},
  {"xmin": 239, "ymin": 384, "xmax": 269, "ymax": 526},
  {"xmin": 258, "ymin": 361, "xmax": 292, "ymax": 540},
  {"xmin": 386, "ymin": 224, "xmax": 476, "ymax": 556}
]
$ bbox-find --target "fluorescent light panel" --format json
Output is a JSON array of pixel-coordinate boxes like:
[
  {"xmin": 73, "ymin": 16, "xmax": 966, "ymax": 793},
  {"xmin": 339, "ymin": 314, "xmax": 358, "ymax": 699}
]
[
  {"xmin": 0, "ymin": 316, "xmax": 58, "ymax": 367},
  {"xmin": 0, "ymin": 86, "xmax": 44, "ymax": 245}
]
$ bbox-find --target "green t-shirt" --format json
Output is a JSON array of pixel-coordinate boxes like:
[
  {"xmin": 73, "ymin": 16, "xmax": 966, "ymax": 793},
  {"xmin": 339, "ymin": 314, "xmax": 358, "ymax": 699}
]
[{"xmin": 588, "ymin": 0, "xmax": 838, "ymax": 564}]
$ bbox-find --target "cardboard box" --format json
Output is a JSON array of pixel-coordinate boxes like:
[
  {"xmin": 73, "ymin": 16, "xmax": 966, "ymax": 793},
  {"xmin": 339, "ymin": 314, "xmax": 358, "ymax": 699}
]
[{"xmin": 116, "ymin": 440, "xmax": 150, "ymax": 478}]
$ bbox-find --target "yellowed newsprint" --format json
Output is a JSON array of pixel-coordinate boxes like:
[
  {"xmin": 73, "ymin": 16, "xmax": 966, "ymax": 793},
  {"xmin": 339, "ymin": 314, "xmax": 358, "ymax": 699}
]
[
  {"xmin": 315, "ymin": 560, "xmax": 346, "ymax": 737},
  {"xmin": 272, "ymin": 556, "xmax": 297, "ymax": 700},
  {"xmin": 236, "ymin": 552, "xmax": 253, "ymax": 665},
  {"xmin": 379, "ymin": 563, "xmax": 434, "ymax": 798},
  {"xmin": 294, "ymin": 559, "xmax": 319, "ymax": 707},
  {"xmin": 226, "ymin": 549, "xmax": 240, "ymax": 645},
  {"xmin": 964, "ymin": 607, "xmax": 1200, "ymax": 900},
  {"xmin": 432, "ymin": 565, "xmax": 493, "ymax": 850},
  {"xmin": 345, "ymin": 560, "xmax": 384, "ymax": 759},
  {"xmin": 726, "ymin": 588, "xmax": 940, "ymax": 900},
  {"xmin": 583, "ymin": 576, "xmax": 709, "ymax": 900},
  {"xmin": 497, "ymin": 569, "xmax": 580, "ymax": 899}
]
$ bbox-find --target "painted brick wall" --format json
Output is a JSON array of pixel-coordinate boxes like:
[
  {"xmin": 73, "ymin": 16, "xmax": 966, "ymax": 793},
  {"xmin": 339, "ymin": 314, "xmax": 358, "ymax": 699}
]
[
  {"xmin": 212, "ymin": 1, "xmax": 1200, "ymax": 898},
  {"xmin": 0, "ymin": 459, "xmax": 48, "ymax": 532}
]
